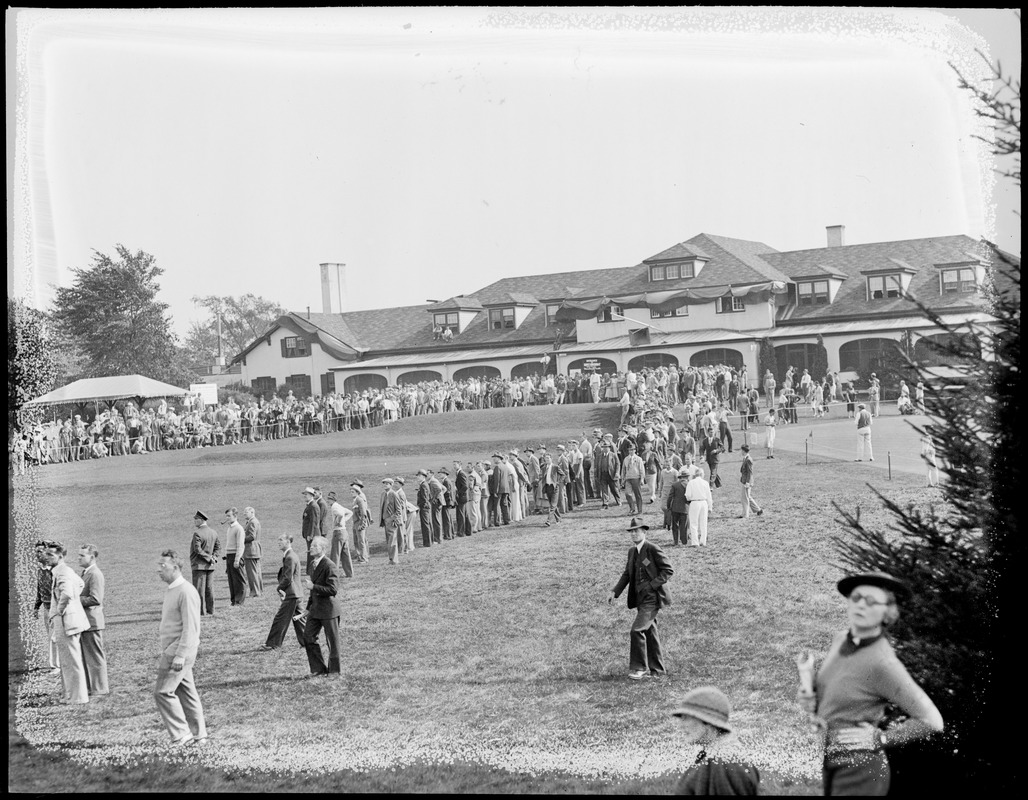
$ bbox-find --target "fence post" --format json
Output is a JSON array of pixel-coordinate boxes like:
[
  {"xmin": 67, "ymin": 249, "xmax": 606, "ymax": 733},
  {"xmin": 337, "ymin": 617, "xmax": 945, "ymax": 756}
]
[
  {"xmin": 888, "ymin": 451, "xmax": 892, "ymax": 480},
  {"xmin": 805, "ymin": 439, "xmax": 808, "ymax": 465}
]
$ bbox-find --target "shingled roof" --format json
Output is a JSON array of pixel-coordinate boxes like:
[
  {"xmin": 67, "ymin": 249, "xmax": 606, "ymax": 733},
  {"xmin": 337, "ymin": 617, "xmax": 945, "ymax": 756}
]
[{"xmin": 762, "ymin": 235, "xmax": 997, "ymax": 322}]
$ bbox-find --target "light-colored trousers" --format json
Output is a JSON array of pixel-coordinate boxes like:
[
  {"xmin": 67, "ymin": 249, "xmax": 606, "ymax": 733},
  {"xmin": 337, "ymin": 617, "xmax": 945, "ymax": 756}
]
[
  {"xmin": 42, "ymin": 609, "xmax": 59, "ymax": 668},
  {"xmin": 385, "ymin": 522, "xmax": 401, "ymax": 563},
  {"xmin": 470, "ymin": 494, "xmax": 482, "ymax": 531},
  {"xmin": 51, "ymin": 615, "xmax": 88, "ymax": 703},
  {"xmin": 741, "ymin": 483, "xmax": 762, "ymax": 517},
  {"xmin": 512, "ymin": 484, "xmax": 523, "ymax": 522},
  {"xmin": 154, "ymin": 654, "xmax": 207, "ymax": 741},
  {"xmin": 688, "ymin": 500, "xmax": 709, "ymax": 546},
  {"xmin": 80, "ymin": 628, "xmax": 110, "ymax": 695},
  {"xmin": 244, "ymin": 557, "xmax": 263, "ymax": 596},
  {"xmin": 404, "ymin": 513, "xmax": 416, "ymax": 551},
  {"xmin": 857, "ymin": 428, "xmax": 873, "ymax": 460}
]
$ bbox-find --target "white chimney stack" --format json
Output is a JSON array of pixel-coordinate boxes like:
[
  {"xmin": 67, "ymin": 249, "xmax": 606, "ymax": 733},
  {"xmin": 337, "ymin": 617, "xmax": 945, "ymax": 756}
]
[
  {"xmin": 826, "ymin": 225, "xmax": 846, "ymax": 248},
  {"xmin": 320, "ymin": 262, "xmax": 346, "ymax": 314}
]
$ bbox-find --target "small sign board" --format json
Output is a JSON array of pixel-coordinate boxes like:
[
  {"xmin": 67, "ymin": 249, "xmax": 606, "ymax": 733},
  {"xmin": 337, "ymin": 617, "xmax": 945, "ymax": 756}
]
[
  {"xmin": 582, "ymin": 359, "xmax": 601, "ymax": 371},
  {"xmin": 190, "ymin": 383, "xmax": 219, "ymax": 407}
]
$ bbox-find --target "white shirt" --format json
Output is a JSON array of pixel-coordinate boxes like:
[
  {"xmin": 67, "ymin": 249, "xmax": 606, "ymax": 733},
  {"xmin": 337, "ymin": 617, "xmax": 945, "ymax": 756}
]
[
  {"xmin": 330, "ymin": 501, "xmax": 353, "ymax": 530},
  {"xmin": 685, "ymin": 478, "xmax": 713, "ymax": 509}
]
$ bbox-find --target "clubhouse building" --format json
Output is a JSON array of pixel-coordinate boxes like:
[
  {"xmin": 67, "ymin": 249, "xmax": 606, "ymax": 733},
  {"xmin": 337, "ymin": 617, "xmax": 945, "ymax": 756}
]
[{"xmin": 231, "ymin": 226, "xmax": 1007, "ymax": 397}]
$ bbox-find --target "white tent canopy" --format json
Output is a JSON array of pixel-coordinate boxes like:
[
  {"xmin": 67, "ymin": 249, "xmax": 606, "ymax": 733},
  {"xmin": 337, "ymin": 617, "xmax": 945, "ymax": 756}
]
[{"xmin": 25, "ymin": 375, "xmax": 190, "ymax": 406}]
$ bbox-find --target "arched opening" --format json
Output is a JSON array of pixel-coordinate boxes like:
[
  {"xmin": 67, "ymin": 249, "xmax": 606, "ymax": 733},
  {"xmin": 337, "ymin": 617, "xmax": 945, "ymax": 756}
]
[
  {"xmin": 628, "ymin": 353, "xmax": 679, "ymax": 371},
  {"xmin": 397, "ymin": 370, "xmax": 443, "ymax": 385},
  {"xmin": 913, "ymin": 332, "xmax": 979, "ymax": 367},
  {"xmin": 568, "ymin": 357, "xmax": 617, "ymax": 374},
  {"xmin": 773, "ymin": 342, "xmax": 820, "ymax": 377},
  {"xmin": 452, "ymin": 365, "xmax": 501, "ymax": 382},
  {"xmin": 511, "ymin": 359, "xmax": 555, "ymax": 379},
  {"xmin": 342, "ymin": 373, "xmax": 388, "ymax": 394},
  {"xmin": 838, "ymin": 338, "xmax": 903, "ymax": 376},
  {"xmin": 690, "ymin": 348, "xmax": 743, "ymax": 369}
]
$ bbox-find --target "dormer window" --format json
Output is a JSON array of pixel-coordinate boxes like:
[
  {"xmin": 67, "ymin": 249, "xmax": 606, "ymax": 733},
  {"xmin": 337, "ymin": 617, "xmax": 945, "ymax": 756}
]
[
  {"xmin": 489, "ymin": 307, "xmax": 516, "ymax": 330},
  {"xmin": 433, "ymin": 312, "xmax": 459, "ymax": 336},
  {"xmin": 940, "ymin": 267, "xmax": 977, "ymax": 294},
  {"xmin": 281, "ymin": 336, "xmax": 308, "ymax": 358},
  {"xmin": 649, "ymin": 262, "xmax": 695, "ymax": 282},
  {"xmin": 797, "ymin": 280, "xmax": 830, "ymax": 306},
  {"xmin": 597, "ymin": 304, "xmax": 623, "ymax": 323},
  {"xmin": 715, "ymin": 296, "xmax": 745, "ymax": 314},
  {"xmin": 545, "ymin": 304, "xmax": 562, "ymax": 326},
  {"xmin": 867, "ymin": 274, "xmax": 903, "ymax": 300}
]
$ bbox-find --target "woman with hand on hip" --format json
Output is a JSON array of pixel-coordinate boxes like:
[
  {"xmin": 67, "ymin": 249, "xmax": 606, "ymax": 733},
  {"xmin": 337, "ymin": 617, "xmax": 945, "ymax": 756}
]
[{"xmin": 796, "ymin": 572, "xmax": 943, "ymax": 796}]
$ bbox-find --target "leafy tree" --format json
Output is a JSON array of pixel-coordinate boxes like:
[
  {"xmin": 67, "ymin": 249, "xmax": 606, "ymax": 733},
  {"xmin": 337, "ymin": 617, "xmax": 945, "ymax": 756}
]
[
  {"xmin": 8, "ymin": 299, "xmax": 57, "ymax": 428},
  {"xmin": 832, "ymin": 34, "xmax": 1020, "ymax": 794},
  {"xmin": 186, "ymin": 294, "xmax": 287, "ymax": 366},
  {"xmin": 757, "ymin": 336, "xmax": 777, "ymax": 382},
  {"xmin": 51, "ymin": 245, "xmax": 182, "ymax": 384}
]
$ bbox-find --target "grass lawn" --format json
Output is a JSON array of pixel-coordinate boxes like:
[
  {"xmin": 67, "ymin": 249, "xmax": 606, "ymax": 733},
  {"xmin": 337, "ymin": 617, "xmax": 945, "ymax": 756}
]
[{"xmin": 9, "ymin": 403, "xmax": 943, "ymax": 793}]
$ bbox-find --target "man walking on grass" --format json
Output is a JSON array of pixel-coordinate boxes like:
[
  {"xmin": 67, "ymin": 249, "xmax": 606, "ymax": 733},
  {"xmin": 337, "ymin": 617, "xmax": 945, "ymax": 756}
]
[
  {"xmin": 260, "ymin": 534, "xmax": 304, "ymax": 652},
  {"xmin": 738, "ymin": 445, "xmax": 764, "ymax": 519},
  {"xmin": 607, "ymin": 518, "xmax": 673, "ymax": 680},
  {"xmin": 155, "ymin": 549, "xmax": 207, "ymax": 746},
  {"xmin": 300, "ymin": 536, "xmax": 343, "ymax": 676}
]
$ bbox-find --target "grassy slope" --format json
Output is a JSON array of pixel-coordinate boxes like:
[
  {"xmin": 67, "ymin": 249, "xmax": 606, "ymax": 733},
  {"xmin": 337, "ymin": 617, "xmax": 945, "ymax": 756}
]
[{"xmin": 10, "ymin": 403, "xmax": 938, "ymax": 793}]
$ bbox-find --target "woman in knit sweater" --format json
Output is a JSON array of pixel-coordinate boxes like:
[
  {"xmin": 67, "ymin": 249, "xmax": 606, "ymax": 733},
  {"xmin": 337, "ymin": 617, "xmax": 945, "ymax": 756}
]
[{"xmin": 797, "ymin": 571, "xmax": 944, "ymax": 796}]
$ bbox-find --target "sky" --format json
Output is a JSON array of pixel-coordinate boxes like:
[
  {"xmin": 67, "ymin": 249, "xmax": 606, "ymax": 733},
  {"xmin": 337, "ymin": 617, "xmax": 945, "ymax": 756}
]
[{"xmin": 8, "ymin": 8, "xmax": 1021, "ymax": 340}]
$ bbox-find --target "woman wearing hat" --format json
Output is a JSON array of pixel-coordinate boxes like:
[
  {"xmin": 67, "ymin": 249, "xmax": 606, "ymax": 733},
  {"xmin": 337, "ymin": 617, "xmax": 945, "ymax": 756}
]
[
  {"xmin": 673, "ymin": 686, "xmax": 760, "ymax": 795},
  {"xmin": 797, "ymin": 572, "xmax": 943, "ymax": 795}
]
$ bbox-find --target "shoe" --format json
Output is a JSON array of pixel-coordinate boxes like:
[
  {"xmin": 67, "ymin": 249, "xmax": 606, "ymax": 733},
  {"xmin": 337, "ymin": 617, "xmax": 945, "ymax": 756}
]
[
  {"xmin": 47, "ymin": 668, "xmax": 61, "ymax": 676},
  {"xmin": 171, "ymin": 735, "xmax": 194, "ymax": 748},
  {"xmin": 258, "ymin": 645, "xmax": 278, "ymax": 652},
  {"xmin": 627, "ymin": 669, "xmax": 649, "ymax": 680},
  {"xmin": 770, "ymin": 455, "xmax": 775, "ymax": 459},
  {"xmin": 190, "ymin": 737, "xmax": 209, "ymax": 747},
  {"xmin": 649, "ymin": 670, "xmax": 667, "ymax": 678},
  {"xmin": 869, "ymin": 458, "xmax": 874, "ymax": 462},
  {"xmin": 544, "ymin": 522, "xmax": 550, "ymax": 527},
  {"xmin": 602, "ymin": 505, "xmax": 608, "ymax": 510},
  {"xmin": 757, "ymin": 509, "xmax": 764, "ymax": 516},
  {"xmin": 854, "ymin": 459, "xmax": 862, "ymax": 462}
]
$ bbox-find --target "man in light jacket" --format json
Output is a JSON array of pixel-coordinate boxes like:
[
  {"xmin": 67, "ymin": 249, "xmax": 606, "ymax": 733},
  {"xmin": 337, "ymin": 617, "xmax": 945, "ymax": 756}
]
[{"xmin": 45, "ymin": 541, "xmax": 90, "ymax": 704}]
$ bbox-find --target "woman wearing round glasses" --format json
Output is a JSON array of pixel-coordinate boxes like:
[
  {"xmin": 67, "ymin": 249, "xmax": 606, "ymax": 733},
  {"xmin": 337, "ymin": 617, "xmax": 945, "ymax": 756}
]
[{"xmin": 797, "ymin": 572, "xmax": 944, "ymax": 795}]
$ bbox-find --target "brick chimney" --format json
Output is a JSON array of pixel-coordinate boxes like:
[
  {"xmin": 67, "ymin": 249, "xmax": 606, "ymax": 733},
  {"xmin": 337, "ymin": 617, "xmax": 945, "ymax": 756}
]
[
  {"xmin": 320, "ymin": 263, "xmax": 346, "ymax": 314},
  {"xmin": 826, "ymin": 225, "xmax": 846, "ymax": 248}
]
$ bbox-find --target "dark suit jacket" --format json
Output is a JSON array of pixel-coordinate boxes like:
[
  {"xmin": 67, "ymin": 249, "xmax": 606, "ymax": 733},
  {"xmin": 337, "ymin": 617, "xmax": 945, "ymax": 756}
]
[
  {"xmin": 666, "ymin": 480, "xmax": 690, "ymax": 514},
  {"xmin": 317, "ymin": 497, "xmax": 333, "ymax": 538},
  {"xmin": 190, "ymin": 524, "xmax": 221, "ymax": 571},
  {"xmin": 80, "ymin": 563, "xmax": 105, "ymax": 630},
  {"xmin": 612, "ymin": 540, "xmax": 673, "ymax": 609},
  {"xmin": 455, "ymin": 470, "xmax": 470, "ymax": 504},
  {"xmin": 306, "ymin": 556, "xmax": 343, "ymax": 619},
  {"xmin": 487, "ymin": 468, "xmax": 501, "ymax": 495},
  {"xmin": 243, "ymin": 517, "xmax": 262, "ymax": 559},
  {"xmin": 442, "ymin": 476, "xmax": 456, "ymax": 507},
  {"xmin": 417, "ymin": 480, "xmax": 431, "ymax": 510},
  {"xmin": 302, "ymin": 501, "xmax": 321, "ymax": 543},
  {"xmin": 277, "ymin": 548, "xmax": 302, "ymax": 599}
]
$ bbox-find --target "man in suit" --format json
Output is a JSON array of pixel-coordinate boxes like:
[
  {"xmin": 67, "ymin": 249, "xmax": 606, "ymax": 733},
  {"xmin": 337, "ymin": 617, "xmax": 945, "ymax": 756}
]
[
  {"xmin": 595, "ymin": 440, "xmax": 621, "ymax": 510},
  {"xmin": 301, "ymin": 487, "xmax": 321, "ymax": 574},
  {"xmin": 607, "ymin": 518, "xmax": 674, "ymax": 680},
  {"xmin": 300, "ymin": 536, "xmax": 344, "ymax": 675},
  {"xmin": 540, "ymin": 452, "xmax": 564, "ymax": 527},
  {"xmin": 486, "ymin": 459, "xmax": 501, "ymax": 527},
  {"xmin": 439, "ymin": 468, "xmax": 456, "ymax": 540},
  {"xmin": 525, "ymin": 447, "xmax": 541, "ymax": 514},
  {"xmin": 44, "ymin": 542, "xmax": 90, "ymax": 704},
  {"xmin": 665, "ymin": 469, "xmax": 691, "ymax": 547},
  {"xmin": 260, "ymin": 534, "xmax": 305, "ymax": 651},
  {"xmin": 77, "ymin": 544, "xmax": 109, "ymax": 696},
  {"xmin": 416, "ymin": 470, "xmax": 433, "ymax": 547},
  {"xmin": 189, "ymin": 511, "xmax": 220, "ymax": 616},
  {"xmin": 382, "ymin": 479, "xmax": 406, "ymax": 564},
  {"xmin": 154, "ymin": 549, "xmax": 207, "ymax": 745},
  {"xmin": 396, "ymin": 477, "xmax": 418, "ymax": 553},
  {"xmin": 315, "ymin": 486, "xmax": 333, "ymax": 540},
  {"xmin": 242, "ymin": 506, "xmax": 263, "ymax": 598},
  {"xmin": 427, "ymin": 470, "xmax": 445, "ymax": 544},
  {"xmin": 453, "ymin": 460, "xmax": 471, "ymax": 537},
  {"xmin": 494, "ymin": 453, "xmax": 516, "ymax": 524},
  {"xmin": 222, "ymin": 507, "xmax": 247, "ymax": 607}
]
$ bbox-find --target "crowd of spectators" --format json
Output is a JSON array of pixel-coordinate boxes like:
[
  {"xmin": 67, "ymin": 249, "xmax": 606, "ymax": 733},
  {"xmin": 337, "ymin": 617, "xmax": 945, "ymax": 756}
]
[{"xmin": 9, "ymin": 364, "xmax": 898, "ymax": 474}]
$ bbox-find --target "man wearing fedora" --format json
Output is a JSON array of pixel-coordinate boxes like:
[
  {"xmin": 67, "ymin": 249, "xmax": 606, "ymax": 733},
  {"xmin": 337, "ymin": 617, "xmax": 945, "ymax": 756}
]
[
  {"xmin": 607, "ymin": 517, "xmax": 674, "ymax": 680},
  {"xmin": 188, "ymin": 511, "xmax": 220, "ymax": 617}
]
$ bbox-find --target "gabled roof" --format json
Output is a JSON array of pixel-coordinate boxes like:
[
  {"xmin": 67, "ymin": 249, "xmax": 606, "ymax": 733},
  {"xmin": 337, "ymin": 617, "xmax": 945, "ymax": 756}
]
[
  {"xmin": 760, "ymin": 235, "xmax": 999, "ymax": 321},
  {"xmin": 471, "ymin": 266, "xmax": 639, "ymax": 305},
  {"xmin": 481, "ymin": 291, "xmax": 539, "ymax": 307},
  {"xmin": 643, "ymin": 242, "xmax": 711, "ymax": 262},
  {"xmin": 427, "ymin": 296, "xmax": 484, "ymax": 312}
]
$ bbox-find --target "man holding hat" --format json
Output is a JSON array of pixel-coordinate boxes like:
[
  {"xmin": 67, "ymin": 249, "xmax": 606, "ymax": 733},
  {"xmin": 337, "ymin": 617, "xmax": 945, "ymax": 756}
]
[
  {"xmin": 301, "ymin": 487, "xmax": 321, "ymax": 575},
  {"xmin": 607, "ymin": 517, "xmax": 674, "ymax": 680},
  {"xmin": 672, "ymin": 686, "xmax": 760, "ymax": 795},
  {"xmin": 188, "ymin": 511, "xmax": 220, "ymax": 617},
  {"xmin": 738, "ymin": 445, "xmax": 764, "ymax": 519},
  {"xmin": 855, "ymin": 403, "xmax": 874, "ymax": 462}
]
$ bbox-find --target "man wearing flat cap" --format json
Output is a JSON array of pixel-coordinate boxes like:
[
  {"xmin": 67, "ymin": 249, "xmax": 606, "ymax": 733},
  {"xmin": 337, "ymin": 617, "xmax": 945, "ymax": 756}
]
[
  {"xmin": 607, "ymin": 517, "xmax": 674, "ymax": 680},
  {"xmin": 301, "ymin": 488, "xmax": 321, "ymax": 575},
  {"xmin": 188, "ymin": 511, "xmax": 220, "ymax": 617},
  {"xmin": 415, "ymin": 470, "xmax": 433, "ymax": 548}
]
